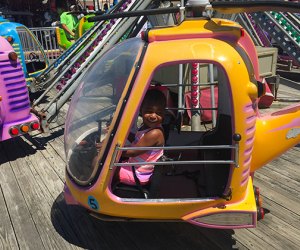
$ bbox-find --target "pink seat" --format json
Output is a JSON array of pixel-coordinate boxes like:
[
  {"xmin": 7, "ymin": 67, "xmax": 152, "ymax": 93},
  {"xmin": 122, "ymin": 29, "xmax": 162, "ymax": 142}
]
[{"xmin": 185, "ymin": 86, "xmax": 218, "ymax": 122}]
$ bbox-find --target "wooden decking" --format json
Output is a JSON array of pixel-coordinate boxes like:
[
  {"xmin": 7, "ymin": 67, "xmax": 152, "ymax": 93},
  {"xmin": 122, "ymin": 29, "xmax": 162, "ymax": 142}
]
[{"xmin": 0, "ymin": 81, "xmax": 300, "ymax": 249}]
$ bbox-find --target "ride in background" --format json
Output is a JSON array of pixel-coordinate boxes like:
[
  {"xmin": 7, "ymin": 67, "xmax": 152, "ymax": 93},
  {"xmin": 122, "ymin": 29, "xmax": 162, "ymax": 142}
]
[
  {"xmin": 214, "ymin": 3, "xmax": 300, "ymax": 107},
  {"xmin": 55, "ymin": 11, "xmax": 96, "ymax": 50},
  {"xmin": 0, "ymin": 15, "xmax": 49, "ymax": 90},
  {"xmin": 31, "ymin": 0, "xmax": 165, "ymax": 131},
  {"xmin": 0, "ymin": 36, "xmax": 40, "ymax": 142},
  {"xmin": 54, "ymin": 1, "xmax": 121, "ymax": 50},
  {"xmin": 233, "ymin": 9, "xmax": 300, "ymax": 68}
]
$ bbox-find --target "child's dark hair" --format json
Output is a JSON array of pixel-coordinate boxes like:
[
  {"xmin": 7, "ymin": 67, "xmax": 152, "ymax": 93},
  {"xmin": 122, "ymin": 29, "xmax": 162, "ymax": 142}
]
[{"xmin": 141, "ymin": 89, "xmax": 167, "ymax": 110}]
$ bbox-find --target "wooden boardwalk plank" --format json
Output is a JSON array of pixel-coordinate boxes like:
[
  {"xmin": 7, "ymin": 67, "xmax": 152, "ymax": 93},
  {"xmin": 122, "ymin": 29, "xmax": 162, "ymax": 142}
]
[
  {"xmin": 0, "ymin": 184, "xmax": 19, "ymax": 250},
  {"xmin": 0, "ymin": 140, "xmax": 45, "ymax": 249},
  {"xmin": 0, "ymin": 145, "xmax": 20, "ymax": 250},
  {"xmin": 1, "ymin": 137, "xmax": 79, "ymax": 250}
]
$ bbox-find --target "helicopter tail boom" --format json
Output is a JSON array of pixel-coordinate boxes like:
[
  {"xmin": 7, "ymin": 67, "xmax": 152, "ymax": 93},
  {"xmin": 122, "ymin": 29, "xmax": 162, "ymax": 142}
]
[{"xmin": 251, "ymin": 103, "xmax": 300, "ymax": 172}]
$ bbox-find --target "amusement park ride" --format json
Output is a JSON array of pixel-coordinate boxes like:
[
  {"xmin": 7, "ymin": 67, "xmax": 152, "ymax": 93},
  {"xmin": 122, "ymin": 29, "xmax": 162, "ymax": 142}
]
[
  {"xmin": 0, "ymin": 15, "xmax": 49, "ymax": 87},
  {"xmin": 0, "ymin": 36, "xmax": 40, "ymax": 141},
  {"xmin": 61, "ymin": 0, "xmax": 300, "ymax": 229},
  {"xmin": 1, "ymin": 0, "xmax": 300, "ymax": 229},
  {"xmin": 55, "ymin": 11, "xmax": 96, "ymax": 50}
]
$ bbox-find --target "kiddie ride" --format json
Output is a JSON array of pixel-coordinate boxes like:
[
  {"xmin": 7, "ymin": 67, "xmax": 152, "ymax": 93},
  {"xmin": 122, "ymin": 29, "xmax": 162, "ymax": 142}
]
[
  {"xmin": 63, "ymin": 1, "xmax": 300, "ymax": 229},
  {"xmin": 55, "ymin": 11, "xmax": 96, "ymax": 50},
  {"xmin": 0, "ymin": 36, "xmax": 40, "ymax": 142},
  {"xmin": 0, "ymin": 14, "xmax": 48, "ymax": 89}
]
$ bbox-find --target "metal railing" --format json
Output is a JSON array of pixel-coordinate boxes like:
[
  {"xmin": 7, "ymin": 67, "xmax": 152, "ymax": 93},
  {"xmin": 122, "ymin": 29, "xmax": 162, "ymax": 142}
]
[
  {"xmin": 109, "ymin": 144, "xmax": 239, "ymax": 170},
  {"xmin": 28, "ymin": 27, "xmax": 62, "ymax": 62}
]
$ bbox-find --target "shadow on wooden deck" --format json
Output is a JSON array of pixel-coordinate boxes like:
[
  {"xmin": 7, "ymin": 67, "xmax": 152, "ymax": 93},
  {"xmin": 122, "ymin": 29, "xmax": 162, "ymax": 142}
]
[
  {"xmin": 0, "ymin": 137, "xmax": 37, "ymax": 164},
  {"xmin": 24, "ymin": 128, "xmax": 65, "ymax": 150},
  {"xmin": 0, "ymin": 128, "xmax": 64, "ymax": 165},
  {"xmin": 51, "ymin": 193, "xmax": 238, "ymax": 249}
]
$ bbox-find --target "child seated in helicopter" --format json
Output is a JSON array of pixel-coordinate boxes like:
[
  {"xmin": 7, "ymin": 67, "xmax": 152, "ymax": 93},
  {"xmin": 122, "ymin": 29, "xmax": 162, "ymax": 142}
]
[{"xmin": 118, "ymin": 89, "xmax": 167, "ymax": 186}]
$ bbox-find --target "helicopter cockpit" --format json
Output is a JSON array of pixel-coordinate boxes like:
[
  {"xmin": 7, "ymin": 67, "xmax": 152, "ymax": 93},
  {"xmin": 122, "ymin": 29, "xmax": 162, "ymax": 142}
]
[
  {"xmin": 65, "ymin": 28, "xmax": 242, "ymax": 200},
  {"xmin": 65, "ymin": 38, "xmax": 141, "ymax": 184}
]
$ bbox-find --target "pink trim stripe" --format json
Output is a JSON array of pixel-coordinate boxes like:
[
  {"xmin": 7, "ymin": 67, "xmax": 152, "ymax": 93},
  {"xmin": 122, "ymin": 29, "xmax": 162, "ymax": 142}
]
[
  {"xmin": 246, "ymin": 126, "xmax": 255, "ymax": 136},
  {"xmin": 243, "ymin": 156, "xmax": 252, "ymax": 167},
  {"xmin": 241, "ymin": 175, "xmax": 249, "ymax": 186},
  {"xmin": 244, "ymin": 103, "xmax": 253, "ymax": 113},
  {"xmin": 244, "ymin": 146, "xmax": 253, "ymax": 156},
  {"xmin": 245, "ymin": 136, "xmax": 255, "ymax": 146},
  {"xmin": 246, "ymin": 115, "xmax": 256, "ymax": 125},
  {"xmin": 149, "ymin": 33, "xmax": 239, "ymax": 43}
]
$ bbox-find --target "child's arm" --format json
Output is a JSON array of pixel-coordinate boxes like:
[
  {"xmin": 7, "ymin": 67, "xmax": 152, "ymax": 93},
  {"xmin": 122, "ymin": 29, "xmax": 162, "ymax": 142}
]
[{"xmin": 122, "ymin": 128, "xmax": 164, "ymax": 158}]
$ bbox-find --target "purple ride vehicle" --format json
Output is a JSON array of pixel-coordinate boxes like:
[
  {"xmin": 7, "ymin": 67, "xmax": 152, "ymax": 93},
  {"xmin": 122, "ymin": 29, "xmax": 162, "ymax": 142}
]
[{"xmin": 0, "ymin": 36, "xmax": 40, "ymax": 141}]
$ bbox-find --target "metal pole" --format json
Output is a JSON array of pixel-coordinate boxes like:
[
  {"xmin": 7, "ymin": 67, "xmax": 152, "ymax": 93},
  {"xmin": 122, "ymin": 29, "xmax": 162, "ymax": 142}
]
[
  {"xmin": 178, "ymin": 0, "xmax": 185, "ymax": 123},
  {"xmin": 191, "ymin": 63, "xmax": 201, "ymax": 131},
  {"xmin": 209, "ymin": 64, "xmax": 217, "ymax": 126},
  {"xmin": 94, "ymin": 0, "xmax": 98, "ymax": 11}
]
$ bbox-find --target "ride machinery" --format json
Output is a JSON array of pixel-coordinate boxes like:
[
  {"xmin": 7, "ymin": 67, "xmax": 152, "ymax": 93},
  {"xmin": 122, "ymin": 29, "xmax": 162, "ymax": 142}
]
[
  {"xmin": 235, "ymin": 7, "xmax": 300, "ymax": 66},
  {"xmin": 0, "ymin": 36, "xmax": 40, "ymax": 142},
  {"xmin": 61, "ymin": 0, "xmax": 300, "ymax": 229},
  {"xmin": 0, "ymin": 15, "xmax": 48, "ymax": 88},
  {"xmin": 56, "ymin": 12, "xmax": 96, "ymax": 50},
  {"xmin": 32, "ymin": 0, "xmax": 175, "ymax": 131}
]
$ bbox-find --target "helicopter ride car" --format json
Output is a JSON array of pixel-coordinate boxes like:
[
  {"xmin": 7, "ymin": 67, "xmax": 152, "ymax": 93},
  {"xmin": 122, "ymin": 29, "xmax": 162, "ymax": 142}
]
[
  {"xmin": 0, "ymin": 36, "xmax": 40, "ymax": 142},
  {"xmin": 63, "ymin": 0, "xmax": 300, "ymax": 229},
  {"xmin": 0, "ymin": 15, "xmax": 49, "ymax": 89}
]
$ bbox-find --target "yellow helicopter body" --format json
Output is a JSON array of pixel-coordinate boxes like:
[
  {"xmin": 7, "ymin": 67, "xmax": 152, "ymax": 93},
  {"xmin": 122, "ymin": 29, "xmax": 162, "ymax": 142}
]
[{"xmin": 63, "ymin": 17, "xmax": 300, "ymax": 229}]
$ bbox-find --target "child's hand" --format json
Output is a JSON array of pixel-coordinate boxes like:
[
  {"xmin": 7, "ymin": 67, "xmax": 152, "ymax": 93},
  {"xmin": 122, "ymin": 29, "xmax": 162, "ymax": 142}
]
[
  {"xmin": 95, "ymin": 141, "xmax": 103, "ymax": 152},
  {"xmin": 104, "ymin": 125, "xmax": 110, "ymax": 133},
  {"xmin": 79, "ymin": 140, "xmax": 88, "ymax": 146}
]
